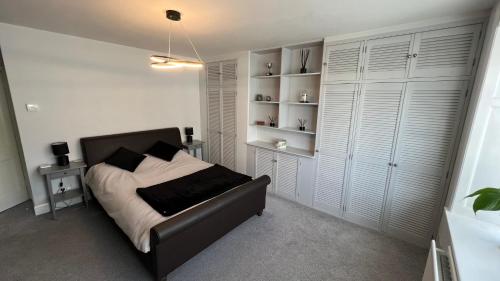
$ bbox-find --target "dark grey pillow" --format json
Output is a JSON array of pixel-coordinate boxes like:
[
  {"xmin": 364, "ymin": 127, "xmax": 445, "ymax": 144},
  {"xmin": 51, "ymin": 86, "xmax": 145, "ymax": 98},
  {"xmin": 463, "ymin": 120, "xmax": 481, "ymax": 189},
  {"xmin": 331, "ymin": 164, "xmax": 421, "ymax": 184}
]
[
  {"xmin": 146, "ymin": 141, "xmax": 181, "ymax": 162},
  {"xmin": 105, "ymin": 147, "xmax": 146, "ymax": 172}
]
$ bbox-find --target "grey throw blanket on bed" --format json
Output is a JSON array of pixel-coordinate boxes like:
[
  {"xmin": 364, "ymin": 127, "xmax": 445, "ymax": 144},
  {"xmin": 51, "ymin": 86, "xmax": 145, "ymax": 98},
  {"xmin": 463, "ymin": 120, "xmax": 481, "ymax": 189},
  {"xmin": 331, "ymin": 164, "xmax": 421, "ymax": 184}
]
[{"xmin": 136, "ymin": 164, "xmax": 252, "ymax": 216}]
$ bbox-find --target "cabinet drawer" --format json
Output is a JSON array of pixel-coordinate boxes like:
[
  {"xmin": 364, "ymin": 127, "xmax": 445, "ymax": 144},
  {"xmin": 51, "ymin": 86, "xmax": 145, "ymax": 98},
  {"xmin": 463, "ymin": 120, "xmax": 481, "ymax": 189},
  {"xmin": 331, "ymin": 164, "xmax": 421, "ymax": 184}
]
[{"xmin": 49, "ymin": 169, "xmax": 81, "ymax": 179}]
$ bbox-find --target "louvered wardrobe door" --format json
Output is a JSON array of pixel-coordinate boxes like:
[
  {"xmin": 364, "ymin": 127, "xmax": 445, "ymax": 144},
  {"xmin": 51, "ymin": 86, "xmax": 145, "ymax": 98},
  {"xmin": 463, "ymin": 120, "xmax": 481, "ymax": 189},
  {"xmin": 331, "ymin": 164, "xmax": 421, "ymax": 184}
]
[
  {"xmin": 364, "ymin": 35, "xmax": 413, "ymax": 79},
  {"xmin": 324, "ymin": 41, "xmax": 364, "ymax": 82},
  {"xmin": 207, "ymin": 62, "xmax": 221, "ymax": 88},
  {"xmin": 221, "ymin": 61, "xmax": 237, "ymax": 170},
  {"xmin": 275, "ymin": 153, "xmax": 298, "ymax": 201},
  {"xmin": 255, "ymin": 148, "xmax": 275, "ymax": 191},
  {"xmin": 409, "ymin": 24, "xmax": 482, "ymax": 78},
  {"xmin": 207, "ymin": 62, "xmax": 221, "ymax": 164},
  {"xmin": 344, "ymin": 83, "xmax": 404, "ymax": 230},
  {"xmin": 383, "ymin": 81, "xmax": 468, "ymax": 246},
  {"xmin": 222, "ymin": 88, "xmax": 236, "ymax": 169},
  {"xmin": 314, "ymin": 84, "xmax": 358, "ymax": 216},
  {"xmin": 207, "ymin": 88, "xmax": 222, "ymax": 164}
]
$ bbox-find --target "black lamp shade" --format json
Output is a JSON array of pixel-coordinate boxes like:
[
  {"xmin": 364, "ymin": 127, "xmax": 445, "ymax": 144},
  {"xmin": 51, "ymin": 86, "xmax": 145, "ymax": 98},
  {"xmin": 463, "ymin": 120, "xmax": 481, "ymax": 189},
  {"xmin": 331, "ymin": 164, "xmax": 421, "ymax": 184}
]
[
  {"xmin": 51, "ymin": 142, "xmax": 69, "ymax": 156},
  {"xmin": 185, "ymin": 127, "xmax": 193, "ymax": 136}
]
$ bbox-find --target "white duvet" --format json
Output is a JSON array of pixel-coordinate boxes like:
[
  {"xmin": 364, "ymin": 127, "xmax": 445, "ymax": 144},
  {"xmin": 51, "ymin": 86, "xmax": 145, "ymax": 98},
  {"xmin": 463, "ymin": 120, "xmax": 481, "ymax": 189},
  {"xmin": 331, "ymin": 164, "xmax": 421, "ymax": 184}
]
[{"xmin": 85, "ymin": 151, "xmax": 212, "ymax": 253}]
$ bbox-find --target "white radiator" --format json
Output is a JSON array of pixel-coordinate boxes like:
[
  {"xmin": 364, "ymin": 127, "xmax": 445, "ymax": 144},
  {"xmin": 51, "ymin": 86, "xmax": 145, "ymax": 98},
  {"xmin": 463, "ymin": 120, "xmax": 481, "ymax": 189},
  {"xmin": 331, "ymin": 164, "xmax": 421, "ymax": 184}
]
[{"xmin": 422, "ymin": 240, "xmax": 458, "ymax": 281}]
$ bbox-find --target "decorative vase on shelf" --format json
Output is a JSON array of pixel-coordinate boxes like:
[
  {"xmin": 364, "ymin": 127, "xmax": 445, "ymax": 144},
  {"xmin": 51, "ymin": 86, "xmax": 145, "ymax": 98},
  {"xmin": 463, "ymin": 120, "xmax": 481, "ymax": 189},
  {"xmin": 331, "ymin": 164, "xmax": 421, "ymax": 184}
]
[
  {"xmin": 268, "ymin": 115, "xmax": 276, "ymax": 127},
  {"xmin": 266, "ymin": 62, "xmax": 273, "ymax": 76},
  {"xmin": 300, "ymin": 48, "xmax": 310, "ymax": 74},
  {"xmin": 256, "ymin": 94, "xmax": 263, "ymax": 101},
  {"xmin": 299, "ymin": 90, "xmax": 310, "ymax": 103},
  {"xmin": 298, "ymin": 118, "xmax": 307, "ymax": 131}
]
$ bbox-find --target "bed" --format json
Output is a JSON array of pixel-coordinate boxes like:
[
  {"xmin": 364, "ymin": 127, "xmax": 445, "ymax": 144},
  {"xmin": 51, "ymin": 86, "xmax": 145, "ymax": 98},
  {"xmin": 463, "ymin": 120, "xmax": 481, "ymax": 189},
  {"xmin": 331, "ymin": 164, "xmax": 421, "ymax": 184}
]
[{"xmin": 80, "ymin": 127, "xmax": 270, "ymax": 281}]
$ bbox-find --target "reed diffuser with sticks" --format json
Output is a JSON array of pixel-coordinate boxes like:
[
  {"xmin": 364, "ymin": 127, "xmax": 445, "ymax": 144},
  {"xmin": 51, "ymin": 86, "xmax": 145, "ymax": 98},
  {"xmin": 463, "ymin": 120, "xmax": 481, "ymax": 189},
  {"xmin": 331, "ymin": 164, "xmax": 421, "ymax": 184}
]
[
  {"xmin": 298, "ymin": 118, "xmax": 307, "ymax": 131},
  {"xmin": 268, "ymin": 115, "xmax": 276, "ymax": 127},
  {"xmin": 300, "ymin": 49, "xmax": 310, "ymax": 73}
]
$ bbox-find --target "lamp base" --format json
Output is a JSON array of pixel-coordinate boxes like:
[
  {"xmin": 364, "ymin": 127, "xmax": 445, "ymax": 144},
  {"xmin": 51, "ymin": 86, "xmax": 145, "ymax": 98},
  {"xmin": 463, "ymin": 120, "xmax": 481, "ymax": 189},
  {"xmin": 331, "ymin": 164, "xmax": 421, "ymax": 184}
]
[{"xmin": 56, "ymin": 155, "xmax": 69, "ymax": 166}]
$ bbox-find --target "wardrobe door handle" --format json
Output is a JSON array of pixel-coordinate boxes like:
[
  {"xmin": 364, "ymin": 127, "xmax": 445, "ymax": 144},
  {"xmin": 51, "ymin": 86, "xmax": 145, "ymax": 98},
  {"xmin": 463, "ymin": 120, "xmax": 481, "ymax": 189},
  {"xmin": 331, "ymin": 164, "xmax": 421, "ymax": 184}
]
[
  {"xmin": 412, "ymin": 53, "xmax": 418, "ymax": 58},
  {"xmin": 406, "ymin": 54, "xmax": 411, "ymax": 58},
  {"xmin": 393, "ymin": 163, "xmax": 398, "ymax": 167},
  {"xmin": 388, "ymin": 163, "xmax": 393, "ymax": 166}
]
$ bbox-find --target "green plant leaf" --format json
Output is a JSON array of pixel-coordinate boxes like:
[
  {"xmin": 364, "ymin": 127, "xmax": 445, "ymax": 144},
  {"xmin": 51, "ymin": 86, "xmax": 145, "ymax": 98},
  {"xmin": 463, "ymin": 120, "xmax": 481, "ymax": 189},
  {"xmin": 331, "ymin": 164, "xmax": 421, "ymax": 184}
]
[
  {"xmin": 465, "ymin": 187, "xmax": 500, "ymax": 214},
  {"xmin": 465, "ymin": 187, "xmax": 500, "ymax": 198}
]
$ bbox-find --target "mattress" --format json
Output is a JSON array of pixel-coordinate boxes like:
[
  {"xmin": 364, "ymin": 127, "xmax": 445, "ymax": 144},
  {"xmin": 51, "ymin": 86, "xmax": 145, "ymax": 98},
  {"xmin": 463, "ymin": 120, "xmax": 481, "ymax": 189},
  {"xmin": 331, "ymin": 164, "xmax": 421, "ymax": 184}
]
[{"xmin": 85, "ymin": 150, "xmax": 212, "ymax": 253}]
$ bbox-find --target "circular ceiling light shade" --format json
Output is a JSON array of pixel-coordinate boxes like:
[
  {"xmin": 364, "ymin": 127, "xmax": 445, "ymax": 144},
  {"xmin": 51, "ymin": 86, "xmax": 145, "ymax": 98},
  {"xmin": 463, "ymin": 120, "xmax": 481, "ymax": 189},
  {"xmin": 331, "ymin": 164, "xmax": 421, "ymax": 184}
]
[{"xmin": 150, "ymin": 10, "xmax": 204, "ymax": 70}]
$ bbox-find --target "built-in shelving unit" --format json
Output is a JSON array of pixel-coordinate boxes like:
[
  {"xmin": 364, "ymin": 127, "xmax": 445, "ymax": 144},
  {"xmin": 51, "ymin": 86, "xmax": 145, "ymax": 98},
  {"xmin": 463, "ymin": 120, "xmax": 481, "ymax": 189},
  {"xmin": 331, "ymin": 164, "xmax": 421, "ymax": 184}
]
[{"xmin": 248, "ymin": 41, "xmax": 323, "ymax": 157}]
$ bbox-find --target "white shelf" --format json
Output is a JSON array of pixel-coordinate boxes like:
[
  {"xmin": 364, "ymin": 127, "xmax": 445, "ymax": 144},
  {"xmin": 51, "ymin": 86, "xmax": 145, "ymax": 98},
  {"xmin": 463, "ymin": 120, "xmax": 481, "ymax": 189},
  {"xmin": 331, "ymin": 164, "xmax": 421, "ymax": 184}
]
[
  {"xmin": 247, "ymin": 141, "xmax": 315, "ymax": 158},
  {"xmin": 252, "ymin": 124, "xmax": 316, "ymax": 135},
  {"xmin": 252, "ymin": 74, "xmax": 281, "ymax": 79},
  {"xmin": 280, "ymin": 127, "xmax": 316, "ymax": 135},
  {"xmin": 282, "ymin": 72, "xmax": 321, "ymax": 77},
  {"xmin": 251, "ymin": 101, "xmax": 280, "ymax": 104},
  {"xmin": 284, "ymin": 101, "xmax": 319, "ymax": 106}
]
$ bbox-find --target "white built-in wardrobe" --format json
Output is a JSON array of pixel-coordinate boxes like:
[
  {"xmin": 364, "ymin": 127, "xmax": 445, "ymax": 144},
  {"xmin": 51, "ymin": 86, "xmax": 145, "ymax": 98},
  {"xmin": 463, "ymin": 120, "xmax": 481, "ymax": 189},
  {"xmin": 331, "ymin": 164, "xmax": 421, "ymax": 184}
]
[
  {"xmin": 248, "ymin": 20, "xmax": 485, "ymax": 247},
  {"xmin": 315, "ymin": 23, "xmax": 482, "ymax": 246},
  {"xmin": 206, "ymin": 60, "xmax": 237, "ymax": 170}
]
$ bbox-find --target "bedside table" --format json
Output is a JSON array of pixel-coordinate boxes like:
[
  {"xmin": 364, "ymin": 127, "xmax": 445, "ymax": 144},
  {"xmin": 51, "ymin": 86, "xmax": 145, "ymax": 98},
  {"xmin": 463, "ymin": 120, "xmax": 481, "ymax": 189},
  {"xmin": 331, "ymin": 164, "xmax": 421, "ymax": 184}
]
[
  {"xmin": 183, "ymin": 140, "xmax": 205, "ymax": 160},
  {"xmin": 38, "ymin": 161, "xmax": 89, "ymax": 219}
]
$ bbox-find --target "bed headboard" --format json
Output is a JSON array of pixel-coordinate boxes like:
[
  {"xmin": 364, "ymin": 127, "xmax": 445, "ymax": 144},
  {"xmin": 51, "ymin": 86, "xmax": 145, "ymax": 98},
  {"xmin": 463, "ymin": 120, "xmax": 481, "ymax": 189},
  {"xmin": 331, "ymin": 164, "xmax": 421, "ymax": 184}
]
[{"xmin": 80, "ymin": 127, "xmax": 183, "ymax": 168}]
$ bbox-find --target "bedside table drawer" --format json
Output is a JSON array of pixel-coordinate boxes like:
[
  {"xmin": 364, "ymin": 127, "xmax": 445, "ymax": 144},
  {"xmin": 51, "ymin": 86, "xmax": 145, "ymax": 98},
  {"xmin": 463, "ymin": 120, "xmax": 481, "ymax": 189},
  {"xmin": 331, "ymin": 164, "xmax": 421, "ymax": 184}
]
[{"xmin": 48, "ymin": 169, "xmax": 81, "ymax": 179}]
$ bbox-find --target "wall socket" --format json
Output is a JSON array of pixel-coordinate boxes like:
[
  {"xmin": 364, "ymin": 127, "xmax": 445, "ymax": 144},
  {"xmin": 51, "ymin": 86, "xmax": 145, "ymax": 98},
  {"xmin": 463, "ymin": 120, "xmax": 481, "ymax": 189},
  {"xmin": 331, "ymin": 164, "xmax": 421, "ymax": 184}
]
[{"xmin": 26, "ymin": 104, "xmax": 40, "ymax": 112}]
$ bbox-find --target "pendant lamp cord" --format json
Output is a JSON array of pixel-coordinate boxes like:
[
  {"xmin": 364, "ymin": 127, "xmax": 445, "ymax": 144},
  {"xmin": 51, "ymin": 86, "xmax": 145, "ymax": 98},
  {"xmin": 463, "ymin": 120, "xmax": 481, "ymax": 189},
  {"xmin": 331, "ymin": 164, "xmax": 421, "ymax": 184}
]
[
  {"xmin": 168, "ymin": 20, "xmax": 172, "ymax": 59},
  {"xmin": 180, "ymin": 22, "xmax": 204, "ymax": 63}
]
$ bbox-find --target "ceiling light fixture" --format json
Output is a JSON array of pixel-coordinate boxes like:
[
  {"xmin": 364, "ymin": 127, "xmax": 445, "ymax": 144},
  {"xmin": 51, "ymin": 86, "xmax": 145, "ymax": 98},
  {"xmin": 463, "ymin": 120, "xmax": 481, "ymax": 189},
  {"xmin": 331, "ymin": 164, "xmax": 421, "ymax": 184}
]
[{"xmin": 150, "ymin": 10, "xmax": 204, "ymax": 70}]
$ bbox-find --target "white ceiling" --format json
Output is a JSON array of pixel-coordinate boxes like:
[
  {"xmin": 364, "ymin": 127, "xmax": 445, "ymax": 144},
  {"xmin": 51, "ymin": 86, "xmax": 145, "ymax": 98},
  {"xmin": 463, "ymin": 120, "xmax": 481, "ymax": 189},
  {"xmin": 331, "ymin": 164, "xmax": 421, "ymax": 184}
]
[{"xmin": 0, "ymin": 0, "xmax": 495, "ymax": 58}]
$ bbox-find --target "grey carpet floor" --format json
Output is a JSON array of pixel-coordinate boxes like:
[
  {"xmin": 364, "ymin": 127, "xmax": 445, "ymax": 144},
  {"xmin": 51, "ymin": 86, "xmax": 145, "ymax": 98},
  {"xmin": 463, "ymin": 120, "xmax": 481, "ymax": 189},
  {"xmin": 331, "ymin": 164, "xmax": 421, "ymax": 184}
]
[{"xmin": 0, "ymin": 195, "xmax": 426, "ymax": 281}]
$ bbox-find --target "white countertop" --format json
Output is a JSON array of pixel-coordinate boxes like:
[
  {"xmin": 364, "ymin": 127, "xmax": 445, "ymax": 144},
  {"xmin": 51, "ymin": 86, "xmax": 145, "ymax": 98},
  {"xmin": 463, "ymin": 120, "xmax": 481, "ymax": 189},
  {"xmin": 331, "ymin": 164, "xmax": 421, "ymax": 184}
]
[{"xmin": 446, "ymin": 210, "xmax": 500, "ymax": 281}]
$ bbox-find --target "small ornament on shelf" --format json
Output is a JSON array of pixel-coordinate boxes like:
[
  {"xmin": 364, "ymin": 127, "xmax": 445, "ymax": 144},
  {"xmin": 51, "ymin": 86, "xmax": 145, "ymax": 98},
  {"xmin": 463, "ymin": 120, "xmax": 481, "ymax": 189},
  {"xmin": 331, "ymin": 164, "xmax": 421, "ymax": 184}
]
[
  {"xmin": 266, "ymin": 62, "xmax": 273, "ymax": 76},
  {"xmin": 265, "ymin": 96, "xmax": 272, "ymax": 101},
  {"xmin": 255, "ymin": 120, "xmax": 265, "ymax": 126},
  {"xmin": 275, "ymin": 139, "xmax": 287, "ymax": 150},
  {"xmin": 299, "ymin": 89, "xmax": 310, "ymax": 103},
  {"xmin": 300, "ymin": 49, "xmax": 310, "ymax": 74},
  {"xmin": 255, "ymin": 94, "xmax": 263, "ymax": 101},
  {"xmin": 298, "ymin": 118, "xmax": 307, "ymax": 131},
  {"xmin": 268, "ymin": 115, "xmax": 276, "ymax": 127}
]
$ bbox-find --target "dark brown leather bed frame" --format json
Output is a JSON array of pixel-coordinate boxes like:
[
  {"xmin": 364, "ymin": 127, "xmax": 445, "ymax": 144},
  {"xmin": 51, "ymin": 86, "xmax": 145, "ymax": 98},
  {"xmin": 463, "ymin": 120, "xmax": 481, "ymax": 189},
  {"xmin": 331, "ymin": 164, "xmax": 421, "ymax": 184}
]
[{"xmin": 80, "ymin": 127, "xmax": 270, "ymax": 281}]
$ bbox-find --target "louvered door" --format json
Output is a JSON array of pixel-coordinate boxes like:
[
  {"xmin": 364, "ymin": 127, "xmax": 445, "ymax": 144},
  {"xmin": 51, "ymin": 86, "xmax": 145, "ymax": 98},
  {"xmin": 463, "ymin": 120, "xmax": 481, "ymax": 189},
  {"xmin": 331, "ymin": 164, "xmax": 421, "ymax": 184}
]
[
  {"xmin": 275, "ymin": 153, "xmax": 298, "ymax": 200},
  {"xmin": 383, "ymin": 81, "xmax": 468, "ymax": 246},
  {"xmin": 409, "ymin": 24, "xmax": 482, "ymax": 78},
  {"xmin": 344, "ymin": 83, "xmax": 404, "ymax": 230},
  {"xmin": 207, "ymin": 63, "xmax": 221, "ymax": 88},
  {"xmin": 313, "ymin": 84, "xmax": 358, "ymax": 216},
  {"xmin": 255, "ymin": 148, "xmax": 275, "ymax": 192},
  {"xmin": 324, "ymin": 41, "xmax": 364, "ymax": 82},
  {"xmin": 206, "ymin": 60, "xmax": 237, "ymax": 168},
  {"xmin": 221, "ymin": 61, "xmax": 237, "ymax": 170},
  {"xmin": 207, "ymin": 62, "xmax": 222, "ymax": 164},
  {"xmin": 364, "ymin": 35, "xmax": 413, "ymax": 79}
]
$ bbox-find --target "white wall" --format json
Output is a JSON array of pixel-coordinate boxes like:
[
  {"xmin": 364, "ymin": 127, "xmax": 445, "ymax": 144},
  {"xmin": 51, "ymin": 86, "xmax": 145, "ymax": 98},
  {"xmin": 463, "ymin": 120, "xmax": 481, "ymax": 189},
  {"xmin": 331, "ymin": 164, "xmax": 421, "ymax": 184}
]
[
  {"xmin": 446, "ymin": 2, "xmax": 500, "ymax": 225},
  {"xmin": 0, "ymin": 23, "xmax": 201, "ymax": 214},
  {"xmin": 199, "ymin": 51, "xmax": 250, "ymax": 175}
]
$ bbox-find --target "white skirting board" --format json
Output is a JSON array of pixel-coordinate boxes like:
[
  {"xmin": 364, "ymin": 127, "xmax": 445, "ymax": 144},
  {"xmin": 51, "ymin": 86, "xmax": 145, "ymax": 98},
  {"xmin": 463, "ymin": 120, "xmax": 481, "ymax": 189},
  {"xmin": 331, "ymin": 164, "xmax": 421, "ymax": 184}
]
[{"xmin": 34, "ymin": 195, "xmax": 83, "ymax": 216}]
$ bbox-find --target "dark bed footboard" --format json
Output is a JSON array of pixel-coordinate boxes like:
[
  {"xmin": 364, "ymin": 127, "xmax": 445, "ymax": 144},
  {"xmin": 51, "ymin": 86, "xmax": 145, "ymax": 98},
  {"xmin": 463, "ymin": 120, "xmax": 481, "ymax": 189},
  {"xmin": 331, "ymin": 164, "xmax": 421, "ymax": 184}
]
[{"xmin": 149, "ymin": 175, "xmax": 270, "ymax": 281}]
